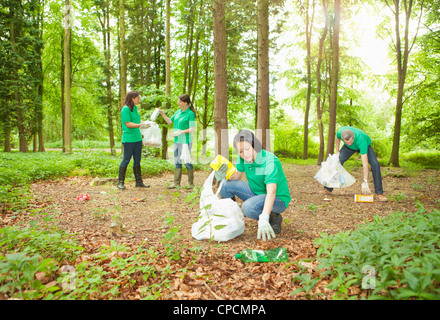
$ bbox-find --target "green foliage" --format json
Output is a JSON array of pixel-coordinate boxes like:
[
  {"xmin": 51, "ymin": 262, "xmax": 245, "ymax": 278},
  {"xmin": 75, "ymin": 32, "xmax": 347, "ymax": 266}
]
[
  {"xmin": 401, "ymin": 150, "xmax": 440, "ymax": 169},
  {"xmin": 303, "ymin": 204, "xmax": 440, "ymax": 300},
  {"xmin": 273, "ymin": 122, "xmax": 319, "ymax": 158},
  {"xmin": 0, "ymin": 252, "xmax": 56, "ymax": 299}
]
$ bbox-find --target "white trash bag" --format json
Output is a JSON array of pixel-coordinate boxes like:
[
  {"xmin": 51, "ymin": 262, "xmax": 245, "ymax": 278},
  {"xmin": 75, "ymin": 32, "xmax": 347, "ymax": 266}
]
[
  {"xmin": 180, "ymin": 144, "xmax": 192, "ymax": 164},
  {"xmin": 140, "ymin": 121, "xmax": 162, "ymax": 148},
  {"xmin": 314, "ymin": 154, "xmax": 356, "ymax": 188},
  {"xmin": 192, "ymin": 171, "xmax": 245, "ymax": 242}
]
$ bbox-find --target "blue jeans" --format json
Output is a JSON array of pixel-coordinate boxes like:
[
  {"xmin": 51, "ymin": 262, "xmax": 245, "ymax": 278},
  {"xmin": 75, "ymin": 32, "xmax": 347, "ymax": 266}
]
[
  {"xmin": 325, "ymin": 145, "xmax": 383, "ymax": 194},
  {"xmin": 120, "ymin": 140, "xmax": 143, "ymax": 167},
  {"xmin": 219, "ymin": 179, "xmax": 287, "ymax": 220},
  {"xmin": 174, "ymin": 143, "xmax": 193, "ymax": 169}
]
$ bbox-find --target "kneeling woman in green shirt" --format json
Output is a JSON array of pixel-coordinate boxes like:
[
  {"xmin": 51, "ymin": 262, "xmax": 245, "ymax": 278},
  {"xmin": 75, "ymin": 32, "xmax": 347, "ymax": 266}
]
[{"xmin": 217, "ymin": 130, "xmax": 291, "ymax": 241}]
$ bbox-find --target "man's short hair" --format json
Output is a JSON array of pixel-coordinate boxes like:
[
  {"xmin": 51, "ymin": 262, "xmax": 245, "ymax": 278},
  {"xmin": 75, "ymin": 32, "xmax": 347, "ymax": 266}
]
[{"xmin": 341, "ymin": 129, "xmax": 354, "ymax": 141}]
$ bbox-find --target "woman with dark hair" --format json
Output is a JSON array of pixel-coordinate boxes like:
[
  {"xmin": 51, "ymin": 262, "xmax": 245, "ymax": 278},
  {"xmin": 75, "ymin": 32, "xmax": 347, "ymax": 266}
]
[
  {"xmin": 157, "ymin": 94, "xmax": 197, "ymax": 189},
  {"xmin": 215, "ymin": 129, "xmax": 291, "ymax": 241},
  {"xmin": 117, "ymin": 90, "xmax": 150, "ymax": 190}
]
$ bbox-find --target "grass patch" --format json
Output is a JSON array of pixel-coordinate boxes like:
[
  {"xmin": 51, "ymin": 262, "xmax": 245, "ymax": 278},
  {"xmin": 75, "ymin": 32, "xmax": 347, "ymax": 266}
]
[{"xmin": 401, "ymin": 150, "xmax": 440, "ymax": 169}]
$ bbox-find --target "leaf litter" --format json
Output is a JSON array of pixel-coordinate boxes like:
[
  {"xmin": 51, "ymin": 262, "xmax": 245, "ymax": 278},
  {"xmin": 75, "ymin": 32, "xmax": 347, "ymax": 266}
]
[{"xmin": 3, "ymin": 162, "xmax": 439, "ymax": 300}]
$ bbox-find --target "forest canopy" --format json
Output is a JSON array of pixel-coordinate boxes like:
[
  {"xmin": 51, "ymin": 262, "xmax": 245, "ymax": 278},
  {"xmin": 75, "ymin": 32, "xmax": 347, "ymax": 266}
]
[{"xmin": 0, "ymin": 0, "xmax": 439, "ymax": 165}]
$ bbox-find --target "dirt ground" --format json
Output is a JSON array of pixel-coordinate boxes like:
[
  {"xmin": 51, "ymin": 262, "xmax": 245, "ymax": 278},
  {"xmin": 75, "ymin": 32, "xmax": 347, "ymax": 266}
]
[{"xmin": 15, "ymin": 163, "xmax": 440, "ymax": 299}]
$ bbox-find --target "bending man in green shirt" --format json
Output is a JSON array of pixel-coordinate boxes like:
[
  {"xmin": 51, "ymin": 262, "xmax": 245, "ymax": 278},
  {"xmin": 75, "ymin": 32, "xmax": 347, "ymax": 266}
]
[
  {"xmin": 323, "ymin": 126, "xmax": 387, "ymax": 201},
  {"xmin": 216, "ymin": 130, "xmax": 292, "ymax": 241}
]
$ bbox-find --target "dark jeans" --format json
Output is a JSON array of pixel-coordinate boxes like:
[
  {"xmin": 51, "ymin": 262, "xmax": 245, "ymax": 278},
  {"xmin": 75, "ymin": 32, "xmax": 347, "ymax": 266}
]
[
  {"xmin": 325, "ymin": 145, "xmax": 383, "ymax": 194},
  {"xmin": 120, "ymin": 140, "xmax": 143, "ymax": 167},
  {"xmin": 219, "ymin": 179, "xmax": 286, "ymax": 220},
  {"xmin": 174, "ymin": 143, "xmax": 193, "ymax": 169}
]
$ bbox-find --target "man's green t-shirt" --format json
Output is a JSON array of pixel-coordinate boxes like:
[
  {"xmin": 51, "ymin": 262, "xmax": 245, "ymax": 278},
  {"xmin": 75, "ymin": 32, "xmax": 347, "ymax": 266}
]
[
  {"xmin": 337, "ymin": 126, "xmax": 371, "ymax": 155},
  {"xmin": 171, "ymin": 108, "xmax": 196, "ymax": 144},
  {"xmin": 121, "ymin": 105, "xmax": 142, "ymax": 143},
  {"xmin": 235, "ymin": 149, "xmax": 291, "ymax": 208}
]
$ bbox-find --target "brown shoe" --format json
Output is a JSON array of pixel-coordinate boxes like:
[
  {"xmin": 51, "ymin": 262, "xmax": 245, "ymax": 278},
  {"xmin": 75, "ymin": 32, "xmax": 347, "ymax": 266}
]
[{"xmin": 376, "ymin": 194, "xmax": 388, "ymax": 202}]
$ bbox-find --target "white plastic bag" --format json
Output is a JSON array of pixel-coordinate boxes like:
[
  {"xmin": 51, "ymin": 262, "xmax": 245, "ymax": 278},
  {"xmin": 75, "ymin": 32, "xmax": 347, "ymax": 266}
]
[
  {"xmin": 314, "ymin": 154, "xmax": 356, "ymax": 188},
  {"xmin": 140, "ymin": 121, "xmax": 162, "ymax": 148},
  {"xmin": 192, "ymin": 171, "xmax": 245, "ymax": 242},
  {"xmin": 180, "ymin": 144, "xmax": 192, "ymax": 163}
]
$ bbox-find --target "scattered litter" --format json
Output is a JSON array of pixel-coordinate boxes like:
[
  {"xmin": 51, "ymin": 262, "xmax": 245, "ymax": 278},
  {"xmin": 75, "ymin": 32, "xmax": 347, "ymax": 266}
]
[
  {"xmin": 354, "ymin": 194, "xmax": 374, "ymax": 203},
  {"xmin": 134, "ymin": 198, "xmax": 147, "ymax": 202},
  {"xmin": 77, "ymin": 193, "xmax": 90, "ymax": 201},
  {"xmin": 323, "ymin": 198, "xmax": 332, "ymax": 201}
]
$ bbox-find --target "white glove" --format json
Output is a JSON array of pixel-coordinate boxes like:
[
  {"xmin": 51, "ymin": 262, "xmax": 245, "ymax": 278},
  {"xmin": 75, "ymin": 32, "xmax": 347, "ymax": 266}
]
[
  {"xmin": 172, "ymin": 130, "xmax": 183, "ymax": 137},
  {"xmin": 362, "ymin": 182, "xmax": 371, "ymax": 195},
  {"xmin": 139, "ymin": 122, "xmax": 151, "ymax": 129},
  {"xmin": 257, "ymin": 213, "xmax": 276, "ymax": 242}
]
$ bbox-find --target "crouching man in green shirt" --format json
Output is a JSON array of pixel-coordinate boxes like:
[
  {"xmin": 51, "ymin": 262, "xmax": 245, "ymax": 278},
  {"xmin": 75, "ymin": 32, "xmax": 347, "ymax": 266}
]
[
  {"xmin": 215, "ymin": 130, "xmax": 292, "ymax": 241},
  {"xmin": 323, "ymin": 126, "xmax": 387, "ymax": 201}
]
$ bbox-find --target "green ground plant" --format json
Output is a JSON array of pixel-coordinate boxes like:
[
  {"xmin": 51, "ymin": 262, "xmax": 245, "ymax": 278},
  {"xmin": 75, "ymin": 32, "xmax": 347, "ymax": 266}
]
[{"xmin": 294, "ymin": 203, "xmax": 440, "ymax": 300}]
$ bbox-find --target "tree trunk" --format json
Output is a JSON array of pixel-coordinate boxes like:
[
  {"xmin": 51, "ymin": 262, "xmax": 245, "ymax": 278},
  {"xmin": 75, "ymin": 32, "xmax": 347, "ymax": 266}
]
[
  {"xmin": 212, "ymin": 0, "xmax": 229, "ymax": 158},
  {"xmin": 388, "ymin": 0, "xmax": 419, "ymax": 167},
  {"xmin": 9, "ymin": 4, "xmax": 29, "ymax": 153},
  {"xmin": 61, "ymin": 30, "xmax": 65, "ymax": 150},
  {"xmin": 63, "ymin": 0, "xmax": 72, "ymax": 154},
  {"xmin": 101, "ymin": 2, "xmax": 115, "ymax": 156},
  {"xmin": 256, "ymin": 0, "xmax": 270, "ymax": 151},
  {"xmin": 325, "ymin": 0, "xmax": 340, "ymax": 159},
  {"xmin": 119, "ymin": 0, "xmax": 127, "ymax": 106},
  {"xmin": 315, "ymin": 0, "xmax": 328, "ymax": 165},
  {"xmin": 162, "ymin": 0, "xmax": 171, "ymax": 160},
  {"xmin": 302, "ymin": 0, "xmax": 315, "ymax": 159}
]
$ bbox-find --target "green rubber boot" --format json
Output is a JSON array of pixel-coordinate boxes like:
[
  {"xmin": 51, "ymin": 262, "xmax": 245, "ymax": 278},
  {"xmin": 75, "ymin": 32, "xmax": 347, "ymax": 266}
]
[{"xmin": 168, "ymin": 168, "xmax": 182, "ymax": 189}]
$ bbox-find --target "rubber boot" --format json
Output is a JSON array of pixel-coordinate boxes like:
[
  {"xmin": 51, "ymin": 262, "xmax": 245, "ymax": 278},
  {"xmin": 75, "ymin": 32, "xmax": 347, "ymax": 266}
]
[
  {"xmin": 269, "ymin": 212, "xmax": 283, "ymax": 234},
  {"xmin": 168, "ymin": 168, "xmax": 182, "ymax": 189},
  {"xmin": 133, "ymin": 166, "xmax": 150, "ymax": 188},
  {"xmin": 187, "ymin": 168, "xmax": 194, "ymax": 189},
  {"xmin": 117, "ymin": 166, "xmax": 127, "ymax": 190}
]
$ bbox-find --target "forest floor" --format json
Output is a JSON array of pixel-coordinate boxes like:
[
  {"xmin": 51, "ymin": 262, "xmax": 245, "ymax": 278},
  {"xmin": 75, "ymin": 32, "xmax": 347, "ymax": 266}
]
[{"xmin": 11, "ymin": 162, "xmax": 440, "ymax": 300}]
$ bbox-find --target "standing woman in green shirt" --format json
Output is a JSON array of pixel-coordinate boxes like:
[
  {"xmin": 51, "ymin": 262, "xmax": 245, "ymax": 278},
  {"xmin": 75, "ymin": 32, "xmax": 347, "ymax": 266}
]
[
  {"xmin": 117, "ymin": 90, "xmax": 150, "ymax": 190},
  {"xmin": 157, "ymin": 94, "xmax": 197, "ymax": 189},
  {"xmin": 216, "ymin": 130, "xmax": 292, "ymax": 241}
]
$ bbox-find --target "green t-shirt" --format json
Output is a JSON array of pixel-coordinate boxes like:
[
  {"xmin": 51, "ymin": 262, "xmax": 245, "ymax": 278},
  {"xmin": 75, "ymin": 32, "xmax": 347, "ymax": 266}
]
[
  {"xmin": 170, "ymin": 108, "xmax": 196, "ymax": 144},
  {"xmin": 337, "ymin": 126, "xmax": 371, "ymax": 155},
  {"xmin": 235, "ymin": 149, "xmax": 291, "ymax": 208},
  {"xmin": 121, "ymin": 105, "xmax": 142, "ymax": 143}
]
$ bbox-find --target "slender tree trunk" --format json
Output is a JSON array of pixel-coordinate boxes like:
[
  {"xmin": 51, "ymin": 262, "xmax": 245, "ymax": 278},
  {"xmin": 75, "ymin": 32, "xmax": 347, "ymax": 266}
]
[
  {"xmin": 9, "ymin": 5, "xmax": 29, "ymax": 153},
  {"xmin": 212, "ymin": 0, "xmax": 229, "ymax": 158},
  {"xmin": 162, "ymin": 0, "xmax": 171, "ymax": 160},
  {"xmin": 316, "ymin": 0, "xmax": 328, "ymax": 165},
  {"xmin": 36, "ymin": 0, "xmax": 45, "ymax": 152},
  {"xmin": 63, "ymin": 0, "xmax": 72, "ymax": 154},
  {"xmin": 119, "ymin": 0, "xmax": 127, "ymax": 105},
  {"xmin": 101, "ymin": 2, "xmax": 115, "ymax": 156},
  {"xmin": 388, "ymin": 0, "xmax": 420, "ymax": 167},
  {"xmin": 325, "ymin": 0, "xmax": 340, "ymax": 158},
  {"xmin": 60, "ymin": 30, "xmax": 65, "ymax": 149},
  {"xmin": 302, "ymin": 0, "xmax": 315, "ymax": 159},
  {"xmin": 256, "ymin": 0, "xmax": 270, "ymax": 151}
]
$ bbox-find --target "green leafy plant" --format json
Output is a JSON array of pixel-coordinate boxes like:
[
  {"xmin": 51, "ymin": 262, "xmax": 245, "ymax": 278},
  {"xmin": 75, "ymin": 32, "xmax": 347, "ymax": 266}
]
[
  {"xmin": 0, "ymin": 252, "xmax": 56, "ymax": 299},
  {"xmin": 311, "ymin": 205, "xmax": 440, "ymax": 300}
]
